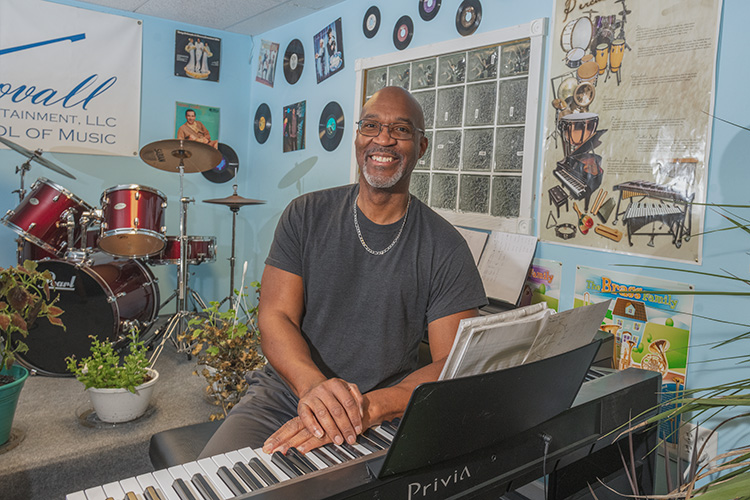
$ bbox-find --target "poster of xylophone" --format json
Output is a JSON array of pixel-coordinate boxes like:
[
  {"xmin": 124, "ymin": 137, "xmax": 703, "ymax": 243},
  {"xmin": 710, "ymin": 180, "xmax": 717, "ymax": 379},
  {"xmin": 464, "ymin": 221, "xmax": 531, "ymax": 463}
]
[{"xmin": 539, "ymin": 0, "xmax": 723, "ymax": 263}]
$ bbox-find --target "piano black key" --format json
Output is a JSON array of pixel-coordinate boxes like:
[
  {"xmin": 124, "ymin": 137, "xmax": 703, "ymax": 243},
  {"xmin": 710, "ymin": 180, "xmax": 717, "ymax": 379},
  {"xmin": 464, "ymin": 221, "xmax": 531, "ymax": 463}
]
[
  {"xmin": 341, "ymin": 442, "xmax": 364, "ymax": 458},
  {"xmin": 191, "ymin": 473, "xmax": 221, "ymax": 500},
  {"xmin": 322, "ymin": 443, "xmax": 351, "ymax": 463},
  {"xmin": 310, "ymin": 447, "xmax": 337, "ymax": 467},
  {"xmin": 287, "ymin": 447, "xmax": 318, "ymax": 472},
  {"xmin": 379, "ymin": 421, "xmax": 398, "ymax": 436},
  {"xmin": 233, "ymin": 462, "xmax": 264, "ymax": 490},
  {"xmin": 271, "ymin": 451, "xmax": 304, "ymax": 478},
  {"xmin": 365, "ymin": 427, "xmax": 392, "ymax": 447},
  {"xmin": 194, "ymin": 457, "xmax": 235, "ymax": 499},
  {"xmin": 125, "ymin": 492, "xmax": 138, "ymax": 500},
  {"xmin": 153, "ymin": 470, "xmax": 182, "ymax": 500},
  {"xmin": 357, "ymin": 434, "xmax": 382, "ymax": 452},
  {"xmin": 144, "ymin": 485, "xmax": 166, "ymax": 500},
  {"xmin": 247, "ymin": 456, "xmax": 281, "ymax": 485},
  {"xmin": 172, "ymin": 478, "xmax": 198, "ymax": 500},
  {"xmin": 217, "ymin": 465, "xmax": 248, "ymax": 496}
]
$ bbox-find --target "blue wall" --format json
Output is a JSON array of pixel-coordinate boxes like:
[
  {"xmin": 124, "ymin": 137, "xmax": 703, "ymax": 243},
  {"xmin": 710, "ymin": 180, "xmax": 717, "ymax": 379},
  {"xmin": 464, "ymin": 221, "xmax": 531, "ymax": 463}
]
[{"xmin": 3, "ymin": 0, "xmax": 748, "ymax": 461}]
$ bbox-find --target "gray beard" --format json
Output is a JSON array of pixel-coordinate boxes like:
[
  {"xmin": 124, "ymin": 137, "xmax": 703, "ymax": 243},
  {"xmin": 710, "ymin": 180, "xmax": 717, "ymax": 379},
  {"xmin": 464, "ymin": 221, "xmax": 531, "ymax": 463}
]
[{"xmin": 362, "ymin": 163, "xmax": 406, "ymax": 189}]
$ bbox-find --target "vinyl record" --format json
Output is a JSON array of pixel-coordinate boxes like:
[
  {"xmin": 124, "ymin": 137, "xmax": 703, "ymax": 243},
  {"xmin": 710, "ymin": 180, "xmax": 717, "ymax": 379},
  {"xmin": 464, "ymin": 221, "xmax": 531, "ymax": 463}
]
[
  {"xmin": 201, "ymin": 143, "xmax": 238, "ymax": 184},
  {"xmin": 254, "ymin": 103, "xmax": 271, "ymax": 144},
  {"xmin": 283, "ymin": 38, "xmax": 304, "ymax": 84},
  {"xmin": 419, "ymin": 0, "xmax": 441, "ymax": 21},
  {"xmin": 393, "ymin": 15, "xmax": 414, "ymax": 51},
  {"xmin": 363, "ymin": 6, "xmax": 380, "ymax": 38},
  {"xmin": 318, "ymin": 101, "xmax": 344, "ymax": 152},
  {"xmin": 456, "ymin": 0, "xmax": 482, "ymax": 36}
]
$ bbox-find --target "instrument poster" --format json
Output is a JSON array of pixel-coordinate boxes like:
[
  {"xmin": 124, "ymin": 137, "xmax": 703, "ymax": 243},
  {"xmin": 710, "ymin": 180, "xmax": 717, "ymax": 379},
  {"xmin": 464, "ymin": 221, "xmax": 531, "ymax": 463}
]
[
  {"xmin": 574, "ymin": 265, "xmax": 693, "ymax": 440},
  {"xmin": 540, "ymin": 0, "xmax": 723, "ymax": 263},
  {"xmin": 521, "ymin": 258, "xmax": 563, "ymax": 311},
  {"xmin": 0, "ymin": 0, "xmax": 142, "ymax": 157}
]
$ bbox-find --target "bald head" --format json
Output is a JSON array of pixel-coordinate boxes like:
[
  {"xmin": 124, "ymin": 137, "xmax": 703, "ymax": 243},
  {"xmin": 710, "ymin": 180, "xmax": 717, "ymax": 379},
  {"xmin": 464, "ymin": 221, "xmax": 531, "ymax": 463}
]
[{"xmin": 362, "ymin": 86, "xmax": 426, "ymax": 132}]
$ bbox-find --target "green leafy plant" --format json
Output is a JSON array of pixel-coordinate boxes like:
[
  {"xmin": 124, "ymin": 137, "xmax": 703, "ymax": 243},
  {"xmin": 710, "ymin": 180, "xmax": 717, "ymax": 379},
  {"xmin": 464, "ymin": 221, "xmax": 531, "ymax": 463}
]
[
  {"xmin": 184, "ymin": 283, "xmax": 266, "ymax": 420},
  {"xmin": 65, "ymin": 331, "xmax": 152, "ymax": 393},
  {"xmin": 0, "ymin": 259, "xmax": 64, "ymax": 375}
]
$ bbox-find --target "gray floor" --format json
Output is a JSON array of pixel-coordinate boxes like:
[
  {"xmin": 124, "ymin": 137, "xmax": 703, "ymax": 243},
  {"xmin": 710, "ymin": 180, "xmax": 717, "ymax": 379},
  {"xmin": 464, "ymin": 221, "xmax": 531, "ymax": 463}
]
[{"xmin": 1, "ymin": 339, "xmax": 218, "ymax": 500}]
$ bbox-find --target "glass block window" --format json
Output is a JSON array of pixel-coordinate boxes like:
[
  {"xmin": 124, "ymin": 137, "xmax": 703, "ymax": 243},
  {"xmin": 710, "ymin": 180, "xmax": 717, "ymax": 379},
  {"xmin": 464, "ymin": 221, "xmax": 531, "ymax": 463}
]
[{"xmin": 354, "ymin": 20, "xmax": 546, "ymax": 233}]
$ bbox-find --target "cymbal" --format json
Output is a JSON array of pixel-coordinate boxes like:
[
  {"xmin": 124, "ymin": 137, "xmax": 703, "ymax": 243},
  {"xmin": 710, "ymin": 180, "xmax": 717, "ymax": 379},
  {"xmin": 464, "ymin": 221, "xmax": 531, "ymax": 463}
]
[
  {"xmin": 0, "ymin": 135, "xmax": 76, "ymax": 179},
  {"xmin": 204, "ymin": 184, "xmax": 265, "ymax": 210},
  {"xmin": 139, "ymin": 139, "xmax": 222, "ymax": 173}
]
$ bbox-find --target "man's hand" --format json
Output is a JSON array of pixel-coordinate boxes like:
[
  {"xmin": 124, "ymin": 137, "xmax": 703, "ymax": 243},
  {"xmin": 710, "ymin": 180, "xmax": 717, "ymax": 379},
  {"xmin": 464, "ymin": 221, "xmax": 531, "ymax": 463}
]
[{"xmin": 263, "ymin": 378, "xmax": 365, "ymax": 454}]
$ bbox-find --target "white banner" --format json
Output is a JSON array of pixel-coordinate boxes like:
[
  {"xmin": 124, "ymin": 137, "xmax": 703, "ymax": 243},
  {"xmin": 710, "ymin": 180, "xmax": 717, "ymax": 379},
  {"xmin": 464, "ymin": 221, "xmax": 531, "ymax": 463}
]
[{"xmin": 0, "ymin": 0, "xmax": 142, "ymax": 156}]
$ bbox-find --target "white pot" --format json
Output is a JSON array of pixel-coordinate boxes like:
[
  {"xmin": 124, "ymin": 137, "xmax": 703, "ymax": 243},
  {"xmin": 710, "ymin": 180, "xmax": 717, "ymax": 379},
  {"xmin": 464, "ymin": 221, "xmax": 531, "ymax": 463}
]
[{"xmin": 87, "ymin": 368, "xmax": 159, "ymax": 423}]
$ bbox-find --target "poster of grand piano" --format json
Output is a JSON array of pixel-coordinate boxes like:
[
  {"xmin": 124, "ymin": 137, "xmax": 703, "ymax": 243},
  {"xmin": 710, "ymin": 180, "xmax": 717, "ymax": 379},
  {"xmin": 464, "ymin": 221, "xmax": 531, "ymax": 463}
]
[{"xmin": 539, "ymin": 0, "xmax": 723, "ymax": 263}]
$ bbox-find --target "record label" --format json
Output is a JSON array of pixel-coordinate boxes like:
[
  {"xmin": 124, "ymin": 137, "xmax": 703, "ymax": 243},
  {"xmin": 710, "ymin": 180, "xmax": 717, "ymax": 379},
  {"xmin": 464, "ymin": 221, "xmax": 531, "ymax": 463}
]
[
  {"xmin": 393, "ymin": 15, "xmax": 414, "ymax": 51},
  {"xmin": 283, "ymin": 39, "xmax": 304, "ymax": 84},
  {"xmin": 363, "ymin": 6, "xmax": 380, "ymax": 38},
  {"xmin": 419, "ymin": 0, "xmax": 441, "ymax": 21},
  {"xmin": 319, "ymin": 101, "xmax": 344, "ymax": 152},
  {"xmin": 456, "ymin": 0, "xmax": 482, "ymax": 36},
  {"xmin": 254, "ymin": 103, "xmax": 271, "ymax": 144}
]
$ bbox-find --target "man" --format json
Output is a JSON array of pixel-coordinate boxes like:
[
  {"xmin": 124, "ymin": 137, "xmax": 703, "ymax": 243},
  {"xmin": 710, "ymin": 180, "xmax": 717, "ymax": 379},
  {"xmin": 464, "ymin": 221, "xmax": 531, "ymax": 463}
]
[
  {"xmin": 177, "ymin": 109, "xmax": 218, "ymax": 148},
  {"xmin": 199, "ymin": 86, "xmax": 486, "ymax": 458}
]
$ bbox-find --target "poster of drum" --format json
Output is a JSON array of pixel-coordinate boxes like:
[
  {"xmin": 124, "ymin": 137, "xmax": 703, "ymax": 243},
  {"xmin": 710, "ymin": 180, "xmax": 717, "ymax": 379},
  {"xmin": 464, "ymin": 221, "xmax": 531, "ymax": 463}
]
[{"xmin": 540, "ymin": 0, "xmax": 723, "ymax": 263}]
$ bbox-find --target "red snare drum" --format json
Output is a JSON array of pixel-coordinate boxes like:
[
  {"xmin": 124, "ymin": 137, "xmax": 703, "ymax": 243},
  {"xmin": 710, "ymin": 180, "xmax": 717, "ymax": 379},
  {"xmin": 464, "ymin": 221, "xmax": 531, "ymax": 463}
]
[
  {"xmin": 1, "ymin": 178, "xmax": 93, "ymax": 256},
  {"xmin": 99, "ymin": 184, "xmax": 167, "ymax": 258},
  {"xmin": 148, "ymin": 235, "xmax": 217, "ymax": 265},
  {"xmin": 16, "ymin": 254, "xmax": 160, "ymax": 375}
]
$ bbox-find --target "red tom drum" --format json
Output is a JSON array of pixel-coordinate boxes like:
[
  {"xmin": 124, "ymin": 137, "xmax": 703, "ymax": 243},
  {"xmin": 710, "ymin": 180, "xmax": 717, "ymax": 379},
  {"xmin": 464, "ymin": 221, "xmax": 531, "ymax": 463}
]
[
  {"xmin": 1, "ymin": 178, "xmax": 93, "ymax": 256},
  {"xmin": 148, "ymin": 235, "xmax": 217, "ymax": 265},
  {"xmin": 99, "ymin": 184, "xmax": 167, "ymax": 258}
]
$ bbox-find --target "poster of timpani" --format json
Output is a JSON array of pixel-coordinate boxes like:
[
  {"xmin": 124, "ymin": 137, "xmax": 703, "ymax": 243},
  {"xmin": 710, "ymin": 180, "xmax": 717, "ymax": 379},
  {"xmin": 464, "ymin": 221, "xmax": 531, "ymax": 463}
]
[{"xmin": 540, "ymin": 0, "xmax": 723, "ymax": 264}]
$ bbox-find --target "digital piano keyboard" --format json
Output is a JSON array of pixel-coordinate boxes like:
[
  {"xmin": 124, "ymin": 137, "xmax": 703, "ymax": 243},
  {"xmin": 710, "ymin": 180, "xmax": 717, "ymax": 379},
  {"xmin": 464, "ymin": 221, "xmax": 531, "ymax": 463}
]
[{"xmin": 66, "ymin": 367, "xmax": 661, "ymax": 500}]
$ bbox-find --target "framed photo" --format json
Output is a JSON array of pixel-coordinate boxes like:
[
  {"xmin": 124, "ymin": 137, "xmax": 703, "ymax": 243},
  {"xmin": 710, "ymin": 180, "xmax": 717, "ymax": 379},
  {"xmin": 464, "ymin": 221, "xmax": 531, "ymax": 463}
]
[
  {"xmin": 175, "ymin": 30, "xmax": 221, "ymax": 82},
  {"xmin": 283, "ymin": 101, "xmax": 306, "ymax": 152},
  {"xmin": 313, "ymin": 18, "xmax": 344, "ymax": 84},
  {"xmin": 175, "ymin": 102, "xmax": 220, "ymax": 147}
]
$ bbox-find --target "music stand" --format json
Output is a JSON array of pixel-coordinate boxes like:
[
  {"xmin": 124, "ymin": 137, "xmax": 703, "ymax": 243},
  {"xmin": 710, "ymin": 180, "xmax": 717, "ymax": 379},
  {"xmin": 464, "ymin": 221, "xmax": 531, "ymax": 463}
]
[{"xmin": 203, "ymin": 185, "xmax": 265, "ymax": 309}]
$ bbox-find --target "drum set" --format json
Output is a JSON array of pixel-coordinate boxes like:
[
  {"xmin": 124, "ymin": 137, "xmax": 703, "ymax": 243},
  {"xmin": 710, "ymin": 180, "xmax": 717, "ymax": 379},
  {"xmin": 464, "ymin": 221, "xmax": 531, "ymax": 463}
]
[{"xmin": 0, "ymin": 136, "xmax": 264, "ymax": 376}]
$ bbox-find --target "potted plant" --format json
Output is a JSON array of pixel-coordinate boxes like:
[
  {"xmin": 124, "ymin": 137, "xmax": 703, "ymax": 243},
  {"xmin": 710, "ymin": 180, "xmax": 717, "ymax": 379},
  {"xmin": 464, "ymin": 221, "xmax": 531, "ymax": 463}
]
[
  {"xmin": 184, "ymin": 283, "xmax": 266, "ymax": 420},
  {"xmin": 66, "ymin": 330, "xmax": 158, "ymax": 423},
  {"xmin": 0, "ymin": 260, "xmax": 64, "ymax": 444}
]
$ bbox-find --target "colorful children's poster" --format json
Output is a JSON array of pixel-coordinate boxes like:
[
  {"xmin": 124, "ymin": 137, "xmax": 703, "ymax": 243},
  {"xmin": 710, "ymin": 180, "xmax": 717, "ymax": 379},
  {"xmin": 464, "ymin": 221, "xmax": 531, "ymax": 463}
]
[
  {"xmin": 256, "ymin": 40, "xmax": 280, "ymax": 87},
  {"xmin": 521, "ymin": 259, "xmax": 562, "ymax": 311},
  {"xmin": 575, "ymin": 265, "xmax": 694, "ymax": 442}
]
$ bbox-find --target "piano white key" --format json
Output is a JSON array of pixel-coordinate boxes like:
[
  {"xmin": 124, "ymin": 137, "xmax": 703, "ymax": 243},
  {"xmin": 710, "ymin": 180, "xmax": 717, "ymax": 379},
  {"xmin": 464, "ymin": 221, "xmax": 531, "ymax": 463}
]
[
  {"xmin": 82, "ymin": 486, "xmax": 108, "ymax": 500},
  {"xmin": 152, "ymin": 469, "xmax": 182, "ymax": 500},
  {"xmin": 66, "ymin": 491, "xmax": 88, "ymax": 500},
  {"xmin": 301, "ymin": 448, "xmax": 330, "ymax": 470},
  {"xmin": 136, "ymin": 473, "xmax": 169, "ymax": 500},
  {"xmin": 102, "ymin": 481, "xmax": 126, "ymax": 499},
  {"xmin": 183, "ymin": 461, "xmax": 224, "ymax": 500},
  {"xmin": 195, "ymin": 457, "xmax": 235, "ymax": 499},
  {"xmin": 119, "ymin": 477, "xmax": 145, "ymax": 500}
]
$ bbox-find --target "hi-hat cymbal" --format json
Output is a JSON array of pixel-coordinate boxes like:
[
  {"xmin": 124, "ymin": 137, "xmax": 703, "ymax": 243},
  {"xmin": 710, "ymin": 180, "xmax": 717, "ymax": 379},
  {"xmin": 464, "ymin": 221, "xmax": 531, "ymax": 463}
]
[
  {"xmin": 204, "ymin": 184, "xmax": 265, "ymax": 210},
  {"xmin": 0, "ymin": 136, "xmax": 76, "ymax": 179},
  {"xmin": 139, "ymin": 139, "xmax": 222, "ymax": 173}
]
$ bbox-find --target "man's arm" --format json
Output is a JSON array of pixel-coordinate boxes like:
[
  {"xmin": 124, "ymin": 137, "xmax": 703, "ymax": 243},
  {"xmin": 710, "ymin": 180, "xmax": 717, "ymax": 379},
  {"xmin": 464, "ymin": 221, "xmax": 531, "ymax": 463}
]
[
  {"xmin": 259, "ymin": 264, "xmax": 365, "ymax": 449},
  {"xmin": 263, "ymin": 305, "xmax": 478, "ymax": 454}
]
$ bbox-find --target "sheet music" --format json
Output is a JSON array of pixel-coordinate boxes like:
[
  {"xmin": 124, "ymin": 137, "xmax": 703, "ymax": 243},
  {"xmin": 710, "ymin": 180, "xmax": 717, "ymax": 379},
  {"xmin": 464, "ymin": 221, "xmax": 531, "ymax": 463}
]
[
  {"xmin": 477, "ymin": 232, "xmax": 538, "ymax": 303},
  {"xmin": 455, "ymin": 226, "xmax": 489, "ymax": 265}
]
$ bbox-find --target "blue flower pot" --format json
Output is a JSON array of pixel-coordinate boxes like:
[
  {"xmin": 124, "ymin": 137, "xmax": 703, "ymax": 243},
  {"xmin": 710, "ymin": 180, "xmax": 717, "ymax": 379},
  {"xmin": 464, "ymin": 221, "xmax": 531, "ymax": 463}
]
[{"xmin": 0, "ymin": 364, "xmax": 29, "ymax": 445}]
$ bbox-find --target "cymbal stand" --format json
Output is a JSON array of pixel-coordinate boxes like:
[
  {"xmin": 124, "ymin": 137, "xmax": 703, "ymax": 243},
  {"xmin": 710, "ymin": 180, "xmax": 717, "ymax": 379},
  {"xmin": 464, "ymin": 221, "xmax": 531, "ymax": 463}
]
[{"xmin": 155, "ymin": 151, "xmax": 206, "ymax": 354}]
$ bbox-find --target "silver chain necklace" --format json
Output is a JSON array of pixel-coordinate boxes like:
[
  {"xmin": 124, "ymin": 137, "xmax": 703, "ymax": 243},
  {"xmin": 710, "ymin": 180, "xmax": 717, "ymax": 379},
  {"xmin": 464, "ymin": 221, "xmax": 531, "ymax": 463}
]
[{"xmin": 353, "ymin": 194, "xmax": 411, "ymax": 256}]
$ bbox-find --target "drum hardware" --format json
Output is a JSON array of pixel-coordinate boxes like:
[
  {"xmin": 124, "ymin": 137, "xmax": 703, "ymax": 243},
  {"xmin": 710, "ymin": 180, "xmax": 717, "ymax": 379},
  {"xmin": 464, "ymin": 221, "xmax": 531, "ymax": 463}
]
[
  {"xmin": 203, "ymin": 184, "xmax": 266, "ymax": 309},
  {"xmin": 139, "ymin": 139, "xmax": 222, "ymax": 353}
]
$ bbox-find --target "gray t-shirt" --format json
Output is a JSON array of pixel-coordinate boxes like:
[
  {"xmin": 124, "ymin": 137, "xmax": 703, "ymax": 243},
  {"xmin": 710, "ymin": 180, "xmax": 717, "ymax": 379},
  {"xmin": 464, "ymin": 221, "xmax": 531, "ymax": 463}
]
[{"xmin": 265, "ymin": 184, "xmax": 487, "ymax": 392}]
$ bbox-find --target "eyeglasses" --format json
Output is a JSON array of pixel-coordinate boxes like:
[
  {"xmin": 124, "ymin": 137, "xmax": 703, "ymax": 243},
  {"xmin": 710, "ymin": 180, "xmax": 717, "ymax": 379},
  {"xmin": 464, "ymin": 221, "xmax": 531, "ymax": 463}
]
[{"xmin": 356, "ymin": 119, "xmax": 424, "ymax": 140}]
